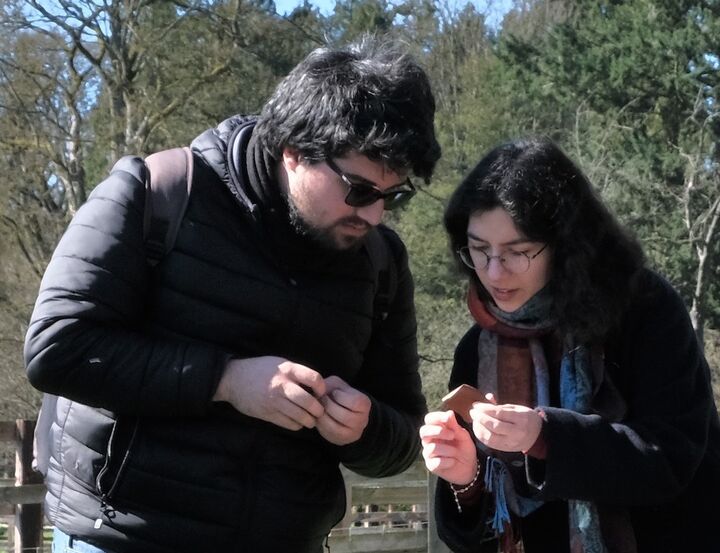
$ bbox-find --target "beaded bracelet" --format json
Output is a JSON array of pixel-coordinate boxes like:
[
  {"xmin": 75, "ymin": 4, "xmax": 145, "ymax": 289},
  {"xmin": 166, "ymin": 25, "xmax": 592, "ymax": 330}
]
[{"xmin": 449, "ymin": 462, "xmax": 482, "ymax": 513}]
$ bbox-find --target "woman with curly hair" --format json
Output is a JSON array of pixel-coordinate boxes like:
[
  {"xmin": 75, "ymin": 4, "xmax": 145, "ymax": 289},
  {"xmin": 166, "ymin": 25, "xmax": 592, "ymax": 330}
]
[{"xmin": 421, "ymin": 137, "xmax": 720, "ymax": 553}]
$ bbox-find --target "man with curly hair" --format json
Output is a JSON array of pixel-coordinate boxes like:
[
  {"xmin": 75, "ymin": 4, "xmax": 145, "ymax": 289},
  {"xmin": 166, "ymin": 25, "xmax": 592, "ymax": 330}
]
[{"xmin": 26, "ymin": 37, "xmax": 441, "ymax": 553}]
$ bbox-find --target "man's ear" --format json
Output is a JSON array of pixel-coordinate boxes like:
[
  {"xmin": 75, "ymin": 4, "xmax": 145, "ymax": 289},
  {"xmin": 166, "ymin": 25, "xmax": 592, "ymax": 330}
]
[{"xmin": 282, "ymin": 148, "xmax": 301, "ymax": 173}]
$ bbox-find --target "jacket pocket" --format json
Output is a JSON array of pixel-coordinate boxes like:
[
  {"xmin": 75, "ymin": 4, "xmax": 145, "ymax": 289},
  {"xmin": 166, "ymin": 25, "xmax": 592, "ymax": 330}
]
[
  {"xmin": 56, "ymin": 401, "xmax": 117, "ymax": 489},
  {"xmin": 95, "ymin": 415, "xmax": 140, "ymax": 502}
]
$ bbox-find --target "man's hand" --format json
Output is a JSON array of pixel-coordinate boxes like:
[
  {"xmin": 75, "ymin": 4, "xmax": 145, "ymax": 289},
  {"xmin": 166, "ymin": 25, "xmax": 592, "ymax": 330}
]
[
  {"xmin": 316, "ymin": 376, "xmax": 371, "ymax": 445},
  {"xmin": 419, "ymin": 410, "xmax": 478, "ymax": 486},
  {"xmin": 213, "ymin": 356, "xmax": 326, "ymax": 431}
]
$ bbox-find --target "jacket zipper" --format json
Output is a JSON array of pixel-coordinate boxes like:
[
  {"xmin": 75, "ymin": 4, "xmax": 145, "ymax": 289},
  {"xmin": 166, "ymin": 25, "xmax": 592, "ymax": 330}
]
[{"xmin": 94, "ymin": 417, "xmax": 140, "ymax": 528}]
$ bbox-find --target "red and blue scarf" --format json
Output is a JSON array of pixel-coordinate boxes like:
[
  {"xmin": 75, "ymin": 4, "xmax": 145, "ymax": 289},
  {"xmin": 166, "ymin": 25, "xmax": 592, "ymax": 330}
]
[{"xmin": 468, "ymin": 281, "xmax": 633, "ymax": 553}]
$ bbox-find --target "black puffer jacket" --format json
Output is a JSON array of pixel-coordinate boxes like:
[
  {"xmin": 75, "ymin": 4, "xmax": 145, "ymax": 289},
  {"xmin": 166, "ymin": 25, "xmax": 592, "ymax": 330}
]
[{"xmin": 25, "ymin": 116, "xmax": 427, "ymax": 553}]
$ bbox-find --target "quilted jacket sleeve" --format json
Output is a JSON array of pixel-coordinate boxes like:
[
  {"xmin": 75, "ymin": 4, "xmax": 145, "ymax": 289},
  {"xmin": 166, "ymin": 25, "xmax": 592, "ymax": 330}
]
[
  {"xmin": 337, "ymin": 227, "xmax": 428, "ymax": 477},
  {"xmin": 24, "ymin": 156, "xmax": 229, "ymax": 417}
]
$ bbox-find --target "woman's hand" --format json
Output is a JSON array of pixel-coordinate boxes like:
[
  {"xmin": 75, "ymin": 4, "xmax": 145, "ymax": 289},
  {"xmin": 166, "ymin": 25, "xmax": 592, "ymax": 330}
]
[
  {"xmin": 469, "ymin": 395, "xmax": 543, "ymax": 453},
  {"xmin": 420, "ymin": 410, "xmax": 478, "ymax": 486}
]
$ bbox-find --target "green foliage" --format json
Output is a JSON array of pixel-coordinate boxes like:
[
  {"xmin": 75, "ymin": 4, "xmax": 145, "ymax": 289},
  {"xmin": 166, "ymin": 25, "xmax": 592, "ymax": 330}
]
[
  {"xmin": 705, "ymin": 329, "xmax": 720, "ymax": 410},
  {"xmin": 0, "ymin": 0, "xmax": 718, "ymax": 417},
  {"xmin": 493, "ymin": 0, "xmax": 720, "ymax": 331},
  {"xmin": 392, "ymin": 176, "xmax": 470, "ymax": 407},
  {"xmin": 327, "ymin": 0, "xmax": 405, "ymax": 42}
]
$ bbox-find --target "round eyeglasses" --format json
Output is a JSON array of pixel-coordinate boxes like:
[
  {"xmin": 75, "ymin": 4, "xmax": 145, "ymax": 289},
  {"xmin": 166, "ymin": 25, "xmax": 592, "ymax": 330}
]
[
  {"xmin": 326, "ymin": 159, "xmax": 416, "ymax": 210},
  {"xmin": 457, "ymin": 244, "xmax": 548, "ymax": 274}
]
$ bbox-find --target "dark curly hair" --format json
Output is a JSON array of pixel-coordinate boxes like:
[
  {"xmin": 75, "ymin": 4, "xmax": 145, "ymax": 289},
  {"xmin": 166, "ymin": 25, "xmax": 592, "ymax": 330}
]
[
  {"xmin": 444, "ymin": 137, "xmax": 645, "ymax": 341},
  {"xmin": 253, "ymin": 36, "xmax": 441, "ymax": 182}
]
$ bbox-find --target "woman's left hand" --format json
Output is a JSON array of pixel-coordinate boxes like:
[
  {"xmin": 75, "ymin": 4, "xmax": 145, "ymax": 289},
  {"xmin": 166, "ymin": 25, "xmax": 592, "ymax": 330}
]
[{"xmin": 469, "ymin": 397, "xmax": 543, "ymax": 453}]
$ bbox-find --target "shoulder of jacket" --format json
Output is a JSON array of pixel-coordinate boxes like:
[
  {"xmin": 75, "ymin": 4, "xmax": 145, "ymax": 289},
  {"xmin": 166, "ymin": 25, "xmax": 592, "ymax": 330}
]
[
  {"xmin": 608, "ymin": 267, "xmax": 694, "ymax": 350},
  {"xmin": 449, "ymin": 325, "xmax": 482, "ymax": 389},
  {"xmin": 108, "ymin": 155, "xmax": 148, "ymax": 183},
  {"xmin": 84, "ymin": 155, "xmax": 147, "ymax": 205},
  {"xmin": 630, "ymin": 268, "xmax": 686, "ymax": 315},
  {"xmin": 456, "ymin": 324, "xmax": 481, "ymax": 354},
  {"xmin": 191, "ymin": 115, "xmax": 257, "ymax": 167},
  {"xmin": 373, "ymin": 224, "xmax": 408, "ymax": 261}
]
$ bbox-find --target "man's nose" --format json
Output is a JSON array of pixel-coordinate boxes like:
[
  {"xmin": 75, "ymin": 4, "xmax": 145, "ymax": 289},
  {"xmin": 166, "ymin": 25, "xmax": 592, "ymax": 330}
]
[{"xmin": 356, "ymin": 200, "xmax": 385, "ymax": 227}]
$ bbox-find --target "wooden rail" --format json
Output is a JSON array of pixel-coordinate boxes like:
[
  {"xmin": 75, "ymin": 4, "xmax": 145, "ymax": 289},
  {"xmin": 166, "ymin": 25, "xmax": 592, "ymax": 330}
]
[
  {"xmin": 329, "ymin": 462, "xmax": 451, "ymax": 553},
  {"xmin": 0, "ymin": 420, "xmax": 45, "ymax": 553}
]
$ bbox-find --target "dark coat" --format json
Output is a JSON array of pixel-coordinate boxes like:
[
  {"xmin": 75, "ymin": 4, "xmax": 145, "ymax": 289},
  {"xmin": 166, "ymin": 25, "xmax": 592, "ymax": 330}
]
[
  {"xmin": 435, "ymin": 269, "xmax": 720, "ymax": 553},
  {"xmin": 24, "ymin": 116, "xmax": 427, "ymax": 553}
]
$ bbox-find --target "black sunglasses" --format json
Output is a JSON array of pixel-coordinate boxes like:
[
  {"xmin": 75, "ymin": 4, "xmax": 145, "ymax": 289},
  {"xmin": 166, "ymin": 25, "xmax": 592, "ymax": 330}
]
[{"xmin": 325, "ymin": 158, "xmax": 416, "ymax": 210}]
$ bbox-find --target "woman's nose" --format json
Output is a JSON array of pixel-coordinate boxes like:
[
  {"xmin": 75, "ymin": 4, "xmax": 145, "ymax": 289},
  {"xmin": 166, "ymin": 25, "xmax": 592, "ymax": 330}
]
[{"xmin": 484, "ymin": 255, "xmax": 509, "ymax": 279}]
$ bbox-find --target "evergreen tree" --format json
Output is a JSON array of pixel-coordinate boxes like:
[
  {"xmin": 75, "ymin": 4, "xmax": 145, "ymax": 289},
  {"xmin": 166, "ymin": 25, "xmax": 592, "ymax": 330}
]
[{"xmin": 497, "ymin": 0, "xmax": 720, "ymax": 341}]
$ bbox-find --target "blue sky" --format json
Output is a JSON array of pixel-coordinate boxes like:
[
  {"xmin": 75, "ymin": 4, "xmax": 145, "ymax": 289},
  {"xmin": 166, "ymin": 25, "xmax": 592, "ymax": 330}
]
[{"xmin": 273, "ymin": 0, "xmax": 513, "ymax": 28}]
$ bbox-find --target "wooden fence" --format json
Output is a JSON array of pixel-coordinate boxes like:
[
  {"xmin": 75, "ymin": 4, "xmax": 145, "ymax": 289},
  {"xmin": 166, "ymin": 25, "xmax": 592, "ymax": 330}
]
[
  {"xmin": 0, "ymin": 419, "xmax": 451, "ymax": 553},
  {"xmin": 329, "ymin": 461, "xmax": 451, "ymax": 553},
  {"xmin": 0, "ymin": 420, "xmax": 46, "ymax": 553}
]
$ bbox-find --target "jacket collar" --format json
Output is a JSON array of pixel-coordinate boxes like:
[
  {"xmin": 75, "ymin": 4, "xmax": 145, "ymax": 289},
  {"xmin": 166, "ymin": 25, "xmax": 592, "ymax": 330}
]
[{"xmin": 191, "ymin": 114, "xmax": 282, "ymax": 217}]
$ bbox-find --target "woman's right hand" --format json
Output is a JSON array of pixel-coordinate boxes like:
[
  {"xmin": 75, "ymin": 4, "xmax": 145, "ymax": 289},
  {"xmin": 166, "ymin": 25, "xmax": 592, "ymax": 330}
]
[{"xmin": 420, "ymin": 410, "xmax": 479, "ymax": 486}]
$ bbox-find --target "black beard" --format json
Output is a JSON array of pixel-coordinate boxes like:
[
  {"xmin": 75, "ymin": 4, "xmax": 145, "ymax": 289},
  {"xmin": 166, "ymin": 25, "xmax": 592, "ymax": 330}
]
[{"xmin": 286, "ymin": 196, "xmax": 364, "ymax": 252}]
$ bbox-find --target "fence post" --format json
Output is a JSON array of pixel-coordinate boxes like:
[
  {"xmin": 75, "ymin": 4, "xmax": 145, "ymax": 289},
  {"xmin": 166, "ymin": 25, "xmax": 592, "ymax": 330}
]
[
  {"xmin": 427, "ymin": 472, "xmax": 452, "ymax": 553},
  {"xmin": 15, "ymin": 419, "xmax": 43, "ymax": 553},
  {"xmin": 337, "ymin": 472, "xmax": 354, "ymax": 531}
]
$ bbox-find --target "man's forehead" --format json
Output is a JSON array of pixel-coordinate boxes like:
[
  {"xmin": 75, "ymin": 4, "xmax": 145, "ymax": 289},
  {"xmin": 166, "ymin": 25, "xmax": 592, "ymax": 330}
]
[{"xmin": 338, "ymin": 152, "xmax": 409, "ymax": 181}]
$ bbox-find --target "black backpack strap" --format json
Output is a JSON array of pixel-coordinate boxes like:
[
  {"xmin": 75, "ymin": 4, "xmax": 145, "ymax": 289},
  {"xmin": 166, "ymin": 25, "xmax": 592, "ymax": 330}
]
[
  {"xmin": 143, "ymin": 147, "xmax": 194, "ymax": 266},
  {"xmin": 364, "ymin": 228, "xmax": 398, "ymax": 323}
]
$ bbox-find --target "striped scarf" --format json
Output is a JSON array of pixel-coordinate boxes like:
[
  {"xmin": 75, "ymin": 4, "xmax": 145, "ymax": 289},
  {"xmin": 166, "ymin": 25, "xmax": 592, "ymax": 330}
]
[{"xmin": 467, "ymin": 281, "xmax": 628, "ymax": 553}]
